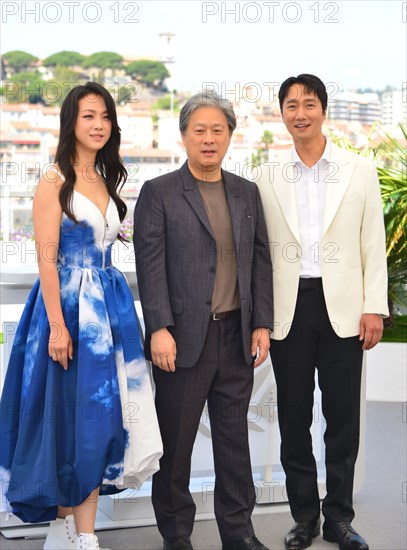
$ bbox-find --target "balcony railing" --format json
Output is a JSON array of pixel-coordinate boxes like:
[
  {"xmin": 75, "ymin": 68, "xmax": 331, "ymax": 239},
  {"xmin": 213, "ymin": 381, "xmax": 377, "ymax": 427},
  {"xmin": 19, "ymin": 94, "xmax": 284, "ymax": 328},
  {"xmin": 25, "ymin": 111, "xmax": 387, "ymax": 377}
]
[{"xmin": 0, "ymin": 189, "xmax": 138, "ymax": 242}]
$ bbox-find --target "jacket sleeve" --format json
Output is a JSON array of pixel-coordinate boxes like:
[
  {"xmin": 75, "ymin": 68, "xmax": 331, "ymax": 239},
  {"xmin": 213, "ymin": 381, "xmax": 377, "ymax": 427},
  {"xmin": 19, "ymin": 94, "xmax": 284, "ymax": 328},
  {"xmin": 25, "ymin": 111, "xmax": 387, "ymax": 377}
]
[
  {"xmin": 251, "ymin": 185, "xmax": 274, "ymax": 330},
  {"xmin": 133, "ymin": 181, "xmax": 174, "ymax": 338},
  {"xmin": 361, "ymin": 162, "xmax": 389, "ymax": 316}
]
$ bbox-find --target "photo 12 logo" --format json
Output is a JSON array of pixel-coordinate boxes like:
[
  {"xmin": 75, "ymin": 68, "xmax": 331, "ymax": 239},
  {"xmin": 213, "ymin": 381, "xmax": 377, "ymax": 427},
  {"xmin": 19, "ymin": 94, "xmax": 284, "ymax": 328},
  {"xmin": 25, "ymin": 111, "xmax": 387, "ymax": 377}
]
[
  {"xmin": 202, "ymin": 81, "xmax": 340, "ymax": 105},
  {"xmin": 202, "ymin": 1, "xmax": 340, "ymax": 24},
  {"xmin": 1, "ymin": 80, "xmax": 141, "ymax": 105},
  {"xmin": 1, "ymin": 1, "xmax": 141, "ymax": 24}
]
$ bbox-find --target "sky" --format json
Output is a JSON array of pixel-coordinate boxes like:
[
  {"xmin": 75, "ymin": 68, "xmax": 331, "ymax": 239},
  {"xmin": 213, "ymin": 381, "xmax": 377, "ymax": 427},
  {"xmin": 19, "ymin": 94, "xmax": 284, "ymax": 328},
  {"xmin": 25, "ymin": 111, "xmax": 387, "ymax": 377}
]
[{"xmin": 1, "ymin": 0, "xmax": 406, "ymax": 94}]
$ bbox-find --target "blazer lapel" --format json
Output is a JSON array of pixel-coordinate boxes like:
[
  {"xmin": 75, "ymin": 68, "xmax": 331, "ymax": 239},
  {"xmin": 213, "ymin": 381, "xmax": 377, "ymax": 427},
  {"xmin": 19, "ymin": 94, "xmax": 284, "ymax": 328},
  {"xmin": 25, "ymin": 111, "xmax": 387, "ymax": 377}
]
[
  {"xmin": 272, "ymin": 151, "xmax": 301, "ymax": 243},
  {"xmin": 181, "ymin": 162, "xmax": 216, "ymax": 240},
  {"xmin": 223, "ymin": 170, "xmax": 243, "ymax": 253},
  {"xmin": 322, "ymin": 142, "xmax": 355, "ymax": 236}
]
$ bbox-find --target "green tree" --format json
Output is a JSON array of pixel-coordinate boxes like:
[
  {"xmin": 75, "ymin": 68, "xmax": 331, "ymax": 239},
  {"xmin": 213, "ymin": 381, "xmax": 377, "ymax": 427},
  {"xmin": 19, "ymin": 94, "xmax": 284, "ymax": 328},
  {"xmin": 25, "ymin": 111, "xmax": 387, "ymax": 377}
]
[
  {"xmin": 152, "ymin": 94, "xmax": 179, "ymax": 111},
  {"xmin": 330, "ymin": 124, "xmax": 407, "ymax": 325},
  {"xmin": 262, "ymin": 130, "xmax": 274, "ymax": 150},
  {"xmin": 251, "ymin": 130, "xmax": 274, "ymax": 166},
  {"xmin": 126, "ymin": 60, "xmax": 170, "ymax": 89},
  {"xmin": 116, "ymin": 84, "xmax": 141, "ymax": 105},
  {"xmin": 82, "ymin": 52, "xmax": 123, "ymax": 70},
  {"xmin": 375, "ymin": 125, "xmax": 407, "ymax": 321},
  {"xmin": 3, "ymin": 71, "xmax": 45, "ymax": 103},
  {"xmin": 53, "ymin": 66, "xmax": 80, "ymax": 81},
  {"xmin": 43, "ymin": 51, "xmax": 85, "ymax": 67},
  {"xmin": 3, "ymin": 50, "xmax": 38, "ymax": 73},
  {"xmin": 44, "ymin": 67, "xmax": 82, "ymax": 105}
]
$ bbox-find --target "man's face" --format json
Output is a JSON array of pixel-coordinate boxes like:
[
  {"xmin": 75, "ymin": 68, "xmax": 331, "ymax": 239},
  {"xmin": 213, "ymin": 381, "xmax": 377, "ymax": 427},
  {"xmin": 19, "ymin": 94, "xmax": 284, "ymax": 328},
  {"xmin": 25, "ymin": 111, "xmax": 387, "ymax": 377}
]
[
  {"xmin": 181, "ymin": 106, "xmax": 232, "ymax": 180},
  {"xmin": 281, "ymin": 84, "xmax": 326, "ymax": 143}
]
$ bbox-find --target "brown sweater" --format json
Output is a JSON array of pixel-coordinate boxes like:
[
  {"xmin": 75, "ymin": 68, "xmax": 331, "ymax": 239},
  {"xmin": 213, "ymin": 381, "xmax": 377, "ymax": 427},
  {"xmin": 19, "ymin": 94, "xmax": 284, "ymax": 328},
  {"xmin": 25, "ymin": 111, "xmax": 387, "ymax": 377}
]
[{"xmin": 197, "ymin": 178, "xmax": 240, "ymax": 314}]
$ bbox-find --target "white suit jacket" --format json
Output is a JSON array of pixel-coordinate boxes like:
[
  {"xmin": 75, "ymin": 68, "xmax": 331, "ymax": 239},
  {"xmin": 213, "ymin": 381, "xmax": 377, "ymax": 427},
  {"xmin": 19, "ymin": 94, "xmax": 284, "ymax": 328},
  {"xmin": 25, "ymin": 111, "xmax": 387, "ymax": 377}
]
[{"xmin": 257, "ymin": 141, "xmax": 388, "ymax": 340}]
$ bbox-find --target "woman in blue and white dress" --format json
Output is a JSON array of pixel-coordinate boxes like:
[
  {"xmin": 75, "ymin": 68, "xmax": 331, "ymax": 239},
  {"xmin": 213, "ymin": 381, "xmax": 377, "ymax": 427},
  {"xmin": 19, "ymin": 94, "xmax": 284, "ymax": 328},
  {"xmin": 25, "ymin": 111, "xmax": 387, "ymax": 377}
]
[{"xmin": 0, "ymin": 83, "xmax": 162, "ymax": 550}]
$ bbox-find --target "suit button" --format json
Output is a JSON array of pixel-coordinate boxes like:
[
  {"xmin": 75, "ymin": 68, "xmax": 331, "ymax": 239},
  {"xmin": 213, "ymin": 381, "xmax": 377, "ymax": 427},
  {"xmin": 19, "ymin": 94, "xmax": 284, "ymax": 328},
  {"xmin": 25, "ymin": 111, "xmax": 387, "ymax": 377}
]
[
  {"xmin": 209, "ymin": 267, "xmax": 216, "ymax": 273},
  {"xmin": 205, "ymin": 300, "xmax": 211, "ymax": 305}
]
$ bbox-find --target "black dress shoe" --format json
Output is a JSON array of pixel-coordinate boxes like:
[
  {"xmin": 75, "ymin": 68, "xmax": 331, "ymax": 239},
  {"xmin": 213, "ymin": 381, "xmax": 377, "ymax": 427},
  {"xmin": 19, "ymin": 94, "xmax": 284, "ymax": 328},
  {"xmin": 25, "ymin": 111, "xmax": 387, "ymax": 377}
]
[
  {"xmin": 163, "ymin": 536, "xmax": 193, "ymax": 550},
  {"xmin": 323, "ymin": 521, "xmax": 369, "ymax": 550},
  {"xmin": 222, "ymin": 535, "xmax": 270, "ymax": 550},
  {"xmin": 284, "ymin": 519, "xmax": 321, "ymax": 550}
]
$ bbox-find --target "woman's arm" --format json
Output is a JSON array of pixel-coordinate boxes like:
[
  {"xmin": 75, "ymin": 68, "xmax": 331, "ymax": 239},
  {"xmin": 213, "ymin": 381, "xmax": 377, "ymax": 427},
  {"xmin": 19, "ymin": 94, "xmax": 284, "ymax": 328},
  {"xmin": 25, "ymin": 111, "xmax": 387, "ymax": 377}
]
[{"xmin": 33, "ymin": 170, "xmax": 73, "ymax": 369}]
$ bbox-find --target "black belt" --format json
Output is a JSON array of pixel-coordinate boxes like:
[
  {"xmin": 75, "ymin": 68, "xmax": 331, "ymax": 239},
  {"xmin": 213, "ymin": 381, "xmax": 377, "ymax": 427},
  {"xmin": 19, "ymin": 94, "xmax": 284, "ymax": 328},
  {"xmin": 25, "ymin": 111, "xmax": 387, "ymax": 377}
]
[
  {"xmin": 299, "ymin": 277, "xmax": 322, "ymax": 290},
  {"xmin": 211, "ymin": 309, "xmax": 240, "ymax": 321}
]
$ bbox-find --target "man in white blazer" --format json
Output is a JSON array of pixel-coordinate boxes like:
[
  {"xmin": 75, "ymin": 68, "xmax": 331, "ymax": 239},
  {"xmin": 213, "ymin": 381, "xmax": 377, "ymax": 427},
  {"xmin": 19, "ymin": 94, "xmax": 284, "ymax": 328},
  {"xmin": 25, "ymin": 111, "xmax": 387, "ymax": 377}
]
[{"xmin": 257, "ymin": 75, "xmax": 388, "ymax": 550}]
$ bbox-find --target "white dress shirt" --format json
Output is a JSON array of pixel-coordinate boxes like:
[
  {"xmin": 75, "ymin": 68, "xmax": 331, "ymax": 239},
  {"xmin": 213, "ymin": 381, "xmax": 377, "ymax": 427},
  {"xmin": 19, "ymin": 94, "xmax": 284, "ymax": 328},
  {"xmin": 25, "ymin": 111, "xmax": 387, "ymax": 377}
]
[{"xmin": 293, "ymin": 140, "xmax": 331, "ymax": 278}]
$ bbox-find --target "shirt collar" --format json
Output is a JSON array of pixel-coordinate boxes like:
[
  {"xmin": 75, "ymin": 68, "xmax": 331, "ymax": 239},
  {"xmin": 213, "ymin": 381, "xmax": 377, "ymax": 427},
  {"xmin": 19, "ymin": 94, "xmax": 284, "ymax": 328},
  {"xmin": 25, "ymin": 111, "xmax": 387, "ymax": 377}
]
[{"xmin": 292, "ymin": 138, "xmax": 331, "ymax": 166}]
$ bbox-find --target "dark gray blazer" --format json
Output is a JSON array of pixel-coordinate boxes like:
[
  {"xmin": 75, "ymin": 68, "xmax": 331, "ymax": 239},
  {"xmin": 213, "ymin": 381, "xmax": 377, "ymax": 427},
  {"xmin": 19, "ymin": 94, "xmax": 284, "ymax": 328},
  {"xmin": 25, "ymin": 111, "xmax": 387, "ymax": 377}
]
[{"xmin": 133, "ymin": 161, "xmax": 273, "ymax": 368}]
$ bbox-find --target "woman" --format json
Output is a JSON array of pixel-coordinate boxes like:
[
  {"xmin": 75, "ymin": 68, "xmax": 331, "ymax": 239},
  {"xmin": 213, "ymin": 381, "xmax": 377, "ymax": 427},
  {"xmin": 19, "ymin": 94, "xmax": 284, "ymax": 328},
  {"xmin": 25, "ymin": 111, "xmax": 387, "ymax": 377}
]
[{"xmin": 0, "ymin": 82, "xmax": 162, "ymax": 550}]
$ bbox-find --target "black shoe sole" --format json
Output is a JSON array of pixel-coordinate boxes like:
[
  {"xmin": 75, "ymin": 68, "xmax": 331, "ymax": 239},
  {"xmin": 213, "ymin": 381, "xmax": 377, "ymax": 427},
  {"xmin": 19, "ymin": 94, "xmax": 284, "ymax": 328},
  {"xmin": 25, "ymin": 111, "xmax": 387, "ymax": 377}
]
[{"xmin": 323, "ymin": 531, "xmax": 369, "ymax": 550}]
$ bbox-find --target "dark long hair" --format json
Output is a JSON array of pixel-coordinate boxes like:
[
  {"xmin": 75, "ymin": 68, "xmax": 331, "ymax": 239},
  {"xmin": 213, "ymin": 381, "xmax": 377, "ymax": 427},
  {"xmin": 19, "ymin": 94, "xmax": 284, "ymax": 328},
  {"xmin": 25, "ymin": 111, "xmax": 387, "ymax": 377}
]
[{"xmin": 55, "ymin": 82, "xmax": 127, "ymax": 226}]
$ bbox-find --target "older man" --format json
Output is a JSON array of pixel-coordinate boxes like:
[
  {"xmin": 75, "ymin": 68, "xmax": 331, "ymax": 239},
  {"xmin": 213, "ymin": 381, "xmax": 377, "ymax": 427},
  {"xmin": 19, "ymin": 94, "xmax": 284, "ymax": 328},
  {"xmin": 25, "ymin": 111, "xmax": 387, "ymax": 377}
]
[{"xmin": 133, "ymin": 92, "xmax": 273, "ymax": 550}]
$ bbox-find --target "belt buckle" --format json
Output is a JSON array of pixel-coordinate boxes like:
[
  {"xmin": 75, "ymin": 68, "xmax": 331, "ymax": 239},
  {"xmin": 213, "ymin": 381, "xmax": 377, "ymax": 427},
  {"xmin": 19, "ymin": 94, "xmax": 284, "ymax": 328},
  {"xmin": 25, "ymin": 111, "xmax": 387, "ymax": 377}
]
[{"xmin": 212, "ymin": 313, "xmax": 221, "ymax": 321}]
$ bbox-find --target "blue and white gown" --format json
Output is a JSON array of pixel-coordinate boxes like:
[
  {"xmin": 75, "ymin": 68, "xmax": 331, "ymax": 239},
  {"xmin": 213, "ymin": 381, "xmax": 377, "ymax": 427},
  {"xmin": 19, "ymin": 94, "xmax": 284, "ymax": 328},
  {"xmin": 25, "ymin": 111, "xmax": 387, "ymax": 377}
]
[{"xmin": 0, "ymin": 180, "xmax": 163, "ymax": 524}]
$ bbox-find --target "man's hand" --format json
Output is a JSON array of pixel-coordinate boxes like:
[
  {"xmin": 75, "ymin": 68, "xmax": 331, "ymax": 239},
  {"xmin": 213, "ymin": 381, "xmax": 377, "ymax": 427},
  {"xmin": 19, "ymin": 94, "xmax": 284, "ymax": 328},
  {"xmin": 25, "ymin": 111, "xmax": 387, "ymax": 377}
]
[
  {"xmin": 359, "ymin": 313, "xmax": 384, "ymax": 350},
  {"xmin": 151, "ymin": 327, "xmax": 177, "ymax": 372},
  {"xmin": 251, "ymin": 327, "xmax": 271, "ymax": 368}
]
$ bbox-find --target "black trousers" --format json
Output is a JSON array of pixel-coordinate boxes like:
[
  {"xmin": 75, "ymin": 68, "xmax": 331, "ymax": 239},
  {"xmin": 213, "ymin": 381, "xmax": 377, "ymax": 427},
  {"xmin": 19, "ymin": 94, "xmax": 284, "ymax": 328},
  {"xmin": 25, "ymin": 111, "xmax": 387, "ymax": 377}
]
[
  {"xmin": 270, "ymin": 278, "xmax": 363, "ymax": 522},
  {"xmin": 152, "ymin": 311, "xmax": 256, "ymax": 541}
]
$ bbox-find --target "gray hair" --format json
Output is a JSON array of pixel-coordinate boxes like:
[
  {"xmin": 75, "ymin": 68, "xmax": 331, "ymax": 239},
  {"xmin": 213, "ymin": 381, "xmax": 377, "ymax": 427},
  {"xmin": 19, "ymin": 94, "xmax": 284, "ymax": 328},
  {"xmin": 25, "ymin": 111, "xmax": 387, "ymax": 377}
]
[{"xmin": 179, "ymin": 91, "xmax": 237, "ymax": 135}]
